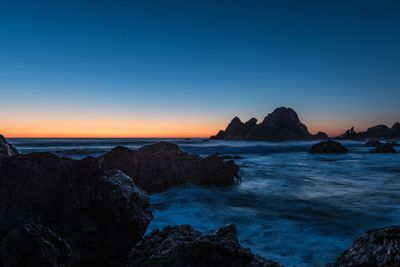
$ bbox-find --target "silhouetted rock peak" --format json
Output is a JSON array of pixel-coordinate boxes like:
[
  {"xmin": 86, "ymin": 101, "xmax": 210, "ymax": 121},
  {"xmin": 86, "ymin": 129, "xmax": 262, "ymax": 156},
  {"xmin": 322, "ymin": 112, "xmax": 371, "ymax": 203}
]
[
  {"xmin": 0, "ymin": 134, "xmax": 18, "ymax": 157},
  {"xmin": 338, "ymin": 122, "xmax": 400, "ymax": 140},
  {"xmin": 210, "ymin": 107, "xmax": 324, "ymax": 141}
]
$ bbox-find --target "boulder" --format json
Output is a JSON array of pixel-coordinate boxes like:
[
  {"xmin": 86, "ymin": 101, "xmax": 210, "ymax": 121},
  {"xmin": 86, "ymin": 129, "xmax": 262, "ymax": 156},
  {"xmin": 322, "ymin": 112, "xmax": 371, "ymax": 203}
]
[
  {"xmin": 211, "ymin": 107, "xmax": 323, "ymax": 141},
  {"xmin": 99, "ymin": 142, "xmax": 240, "ymax": 193},
  {"xmin": 309, "ymin": 140, "xmax": 349, "ymax": 153},
  {"xmin": 331, "ymin": 226, "xmax": 400, "ymax": 267},
  {"xmin": 312, "ymin": 131, "xmax": 329, "ymax": 140},
  {"xmin": 0, "ymin": 223, "xmax": 73, "ymax": 267},
  {"xmin": 126, "ymin": 224, "xmax": 281, "ymax": 267},
  {"xmin": 366, "ymin": 125, "xmax": 390, "ymax": 137},
  {"xmin": 0, "ymin": 153, "xmax": 152, "ymax": 266},
  {"xmin": 0, "ymin": 135, "xmax": 18, "ymax": 157},
  {"xmin": 370, "ymin": 144, "xmax": 397, "ymax": 153}
]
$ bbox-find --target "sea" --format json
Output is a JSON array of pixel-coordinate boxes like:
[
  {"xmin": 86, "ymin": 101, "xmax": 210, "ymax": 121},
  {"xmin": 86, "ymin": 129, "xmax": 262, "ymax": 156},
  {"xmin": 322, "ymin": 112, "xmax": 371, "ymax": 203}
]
[{"xmin": 8, "ymin": 138, "xmax": 400, "ymax": 267}]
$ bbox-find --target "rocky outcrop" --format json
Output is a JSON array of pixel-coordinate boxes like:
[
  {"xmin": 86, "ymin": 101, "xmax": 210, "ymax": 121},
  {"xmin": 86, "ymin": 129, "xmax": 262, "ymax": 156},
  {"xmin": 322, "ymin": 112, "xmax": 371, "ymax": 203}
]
[
  {"xmin": 0, "ymin": 153, "xmax": 152, "ymax": 266},
  {"xmin": 1, "ymin": 223, "xmax": 73, "ymax": 267},
  {"xmin": 210, "ymin": 107, "xmax": 327, "ymax": 141},
  {"xmin": 126, "ymin": 224, "xmax": 281, "ymax": 267},
  {"xmin": 331, "ymin": 226, "xmax": 400, "ymax": 267},
  {"xmin": 0, "ymin": 135, "xmax": 18, "ymax": 157},
  {"xmin": 365, "ymin": 140, "xmax": 381, "ymax": 147},
  {"xmin": 337, "ymin": 122, "xmax": 400, "ymax": 140},
  {"xmin": 371, "ymin": 144, "xmax": 397, "ymax": 153},
  {"xmin": 309, "ymin": 140, "xmax": 349, "ymax": 153},
  {"xmin": 99, "ymin": 142, "xmax": 240, "ymax": 193}
]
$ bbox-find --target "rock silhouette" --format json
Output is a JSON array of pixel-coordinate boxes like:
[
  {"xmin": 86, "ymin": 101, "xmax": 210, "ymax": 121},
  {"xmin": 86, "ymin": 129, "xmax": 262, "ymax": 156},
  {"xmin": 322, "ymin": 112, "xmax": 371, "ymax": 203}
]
[
  {"xmin": 0, "ymin": 135, "xmax": 18, "ymax": 157},
  {"xmin": 371, "ymin": 144, "xmax": 397, "ymax": 153},
  {"xmin": 338, "ymin": 122, "xmax": 400, "ymax": 140},
  {"xmin": 210, "ymin": 107, "xmax": 328, "ymax": 141},
  {"xmin": 309, "ymin": 140, "xmax": 349, "ymax": 153},
  {"xmin": 99, "ymin": 142, "xmax": 240, "ymax": 193},
  {"xmin": 0, "ymin": 153, "xmax": 152, "ymax": 266}
]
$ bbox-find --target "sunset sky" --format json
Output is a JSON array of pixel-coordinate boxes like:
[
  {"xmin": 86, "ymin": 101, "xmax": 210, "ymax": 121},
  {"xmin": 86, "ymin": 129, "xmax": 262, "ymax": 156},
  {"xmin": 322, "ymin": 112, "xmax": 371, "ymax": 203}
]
[{"xmin": 1, "ymin": 0, "xmax": 399, "ymax": 138}]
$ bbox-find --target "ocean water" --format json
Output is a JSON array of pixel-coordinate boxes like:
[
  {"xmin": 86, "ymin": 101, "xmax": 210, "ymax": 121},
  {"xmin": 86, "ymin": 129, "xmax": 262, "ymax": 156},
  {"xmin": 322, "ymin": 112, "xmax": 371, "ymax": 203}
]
[{"xmin": 9, "ymin": 138, "xmax": 400, "ymax": 266}]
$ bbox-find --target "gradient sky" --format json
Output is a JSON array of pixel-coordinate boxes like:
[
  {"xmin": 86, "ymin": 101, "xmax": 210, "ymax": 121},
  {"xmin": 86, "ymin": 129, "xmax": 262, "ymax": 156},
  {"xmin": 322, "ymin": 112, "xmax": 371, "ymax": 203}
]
[{"xmin": 1, "ymin": 0, "xmax": 399, "ymax": 137}]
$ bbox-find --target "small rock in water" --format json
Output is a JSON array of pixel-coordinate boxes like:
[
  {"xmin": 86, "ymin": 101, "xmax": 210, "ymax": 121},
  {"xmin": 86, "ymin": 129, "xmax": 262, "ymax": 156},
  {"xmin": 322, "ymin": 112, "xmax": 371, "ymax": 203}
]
[
  {"xmin": 370, "ymin": 144, "xmax": 397, "ymax": 153},
  {"xmin": 309, "ymin": 140, "xmax": 349, "ymax": 153},
  {"xmin": 364, "ymin": 140, "xmax": 381, "ymax": 147}
]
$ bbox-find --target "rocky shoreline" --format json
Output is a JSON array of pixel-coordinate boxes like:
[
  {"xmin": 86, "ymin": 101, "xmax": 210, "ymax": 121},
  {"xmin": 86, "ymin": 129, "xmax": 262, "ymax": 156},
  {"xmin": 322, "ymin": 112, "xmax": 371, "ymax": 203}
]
[{"xmin": 1, "ymin": 135, "xmax": 399, "ymax": 266}]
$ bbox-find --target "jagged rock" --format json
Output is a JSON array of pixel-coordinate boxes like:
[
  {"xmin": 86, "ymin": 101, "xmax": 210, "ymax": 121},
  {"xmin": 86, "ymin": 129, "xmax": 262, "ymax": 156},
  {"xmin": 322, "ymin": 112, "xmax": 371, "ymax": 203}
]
[
  {"xmin": 126, "ymin": 224, "xmax": 281, "ymax": 267},
  {"xmin": 0, "ymin": 223, "xmax": 73, "ymax": 267},
  {"xmin": 365, "ymin": 140, "xmax": 381, "ymax": 147},
  {"xmin": 0, "ymin": 135, "xmax": 18, "ymax": 157},
  {"xmin": 0, "ymin": 153, "xmax": 152, "ymax": 266},
  {"xmin": 309, "ymin": 140, "xmax": 349, "ymax": 153},
  {"xmin": 211, "ymin": 107, "xmax": 324, "ymax": 141},
  {"xmin": 331, "ymin": 226, "xmax": 400, "ymax": 267},
  {"xmin": 312, "ymin": 131, "xmax": 329, "ymax": 139},
  {"xmin": 370, "ymin": 144, "xmax": 397, "ymax": 153},
  {"xmin": 338, "ymin": 122, "xmax": 400, "ymax": 140},
  {"xmin": 99, "ymin": 142, "xmax": 240, "ymax": 193}
]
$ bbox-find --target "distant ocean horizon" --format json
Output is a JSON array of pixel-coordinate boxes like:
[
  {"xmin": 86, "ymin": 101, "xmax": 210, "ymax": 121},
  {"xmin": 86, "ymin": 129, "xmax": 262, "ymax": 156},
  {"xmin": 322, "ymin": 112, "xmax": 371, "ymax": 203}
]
[{"xmin": 8, "ymin": 138, "xmax": 400, "ymax": 267}]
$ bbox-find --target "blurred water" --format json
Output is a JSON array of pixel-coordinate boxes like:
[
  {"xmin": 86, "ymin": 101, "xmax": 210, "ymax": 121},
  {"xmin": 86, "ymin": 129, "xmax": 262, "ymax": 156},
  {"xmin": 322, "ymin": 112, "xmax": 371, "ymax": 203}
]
[{"xmin": 9, "ymin": 138, "xmax": 400, "ymax": 266}]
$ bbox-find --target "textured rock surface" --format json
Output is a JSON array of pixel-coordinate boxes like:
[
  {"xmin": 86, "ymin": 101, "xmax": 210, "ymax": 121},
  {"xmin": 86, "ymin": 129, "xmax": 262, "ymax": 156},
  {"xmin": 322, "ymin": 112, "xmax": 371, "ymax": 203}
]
[
  {"xmin": 99, "ymin": 142, "xmax": 240, "ymax": 193},
  {"xmin": 309, "ymin": 140, "xmax": 349, "ymax": 153},
  {"xmin": 0, "ymin": 223, "xmax": 73, "ymax": 267},
  {"xmin": 127, "ymin": 224, "xmax": 281, "ymax": 267},
  {"xmin": 211, "ymin": 107, "xmax": 327, "ymax": 141},
  {"xmin": 0, "ymin": 153, "xmax": 152, "ymax": 266},
  {"xmin": 0, "ymin": 135, "xmax": 18, "ymax": 157},
  {"xmin": 332, "ymin": 226, "xmax": 400, "ymax": 267}
]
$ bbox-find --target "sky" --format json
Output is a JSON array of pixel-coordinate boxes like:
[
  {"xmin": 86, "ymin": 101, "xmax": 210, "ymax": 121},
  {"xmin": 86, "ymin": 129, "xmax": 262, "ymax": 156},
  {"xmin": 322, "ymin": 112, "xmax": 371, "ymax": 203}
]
[{"xmin": 0, "ymin": 0, "xmax": 399, "ymax": 138}]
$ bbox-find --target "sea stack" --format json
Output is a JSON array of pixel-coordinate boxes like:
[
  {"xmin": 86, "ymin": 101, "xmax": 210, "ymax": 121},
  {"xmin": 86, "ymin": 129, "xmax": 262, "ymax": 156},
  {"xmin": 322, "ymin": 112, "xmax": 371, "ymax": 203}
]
[
  {"xmin": 210, "ymin": 107, "xmax": 328, "ymax": 141},
  {"xmin": 0, "ymin": 135, "xmax": 18, "ymax": 157}
]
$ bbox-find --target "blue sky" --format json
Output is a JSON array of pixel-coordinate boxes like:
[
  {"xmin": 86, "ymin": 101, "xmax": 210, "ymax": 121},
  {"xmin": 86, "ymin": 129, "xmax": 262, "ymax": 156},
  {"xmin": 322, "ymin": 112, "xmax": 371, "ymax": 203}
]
[{"xmin": 0, "ymin": 0, "xmax": 399, "ymax": 137}]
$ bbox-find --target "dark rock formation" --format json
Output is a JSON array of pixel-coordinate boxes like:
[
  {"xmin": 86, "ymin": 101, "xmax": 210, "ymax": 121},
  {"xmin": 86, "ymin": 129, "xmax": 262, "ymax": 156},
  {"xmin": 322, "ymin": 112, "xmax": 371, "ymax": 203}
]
[
  {"xmin": 1, "ymin": 223, "xmax": 73, "ymax": 267},
  {"xmin": 371, "ymin": 144, "xmax": 397, "ymax": 153},
  {"xmin": 0, "ymin": 153, "xmax": 152, "ymax": 266},
  {"xmin": 126, "ymin": 224, "xmax": 281, "ymax": 267},
  {"xmin": 211, "ymin": 107, "xmax": 327, "ymax": 141},
  {"xmin": 99, "ymin": 142, "xmax": 240, "ymax": 193},
  {"xmin": 332, "ymin": 226, "xmax": 400, "ymax": 267},
  {"xmin": 0, "ymin": 135, "xmax": 18, "ymax": 157},
  {"xmin": 309, "ymin": 140, "xmax": 349, "ymax": 153},
  {"xmin": 312, "ymin": 131, "xmax": 330, "ymax": 140},
  {"xmin": 338, "ymin": 122, "xmax": 400, "ymax": 140},
  {"xmin": 365, "ymin": 140, "xmax": 381, "ymax": 147}
]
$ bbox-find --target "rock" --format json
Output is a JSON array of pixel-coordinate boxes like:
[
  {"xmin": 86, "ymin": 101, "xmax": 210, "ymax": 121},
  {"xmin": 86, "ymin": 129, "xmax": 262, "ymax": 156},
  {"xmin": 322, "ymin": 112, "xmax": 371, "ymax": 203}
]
[
  {"xmin": 0, "ymin": 223, "xmax": 73, "ymax": 267},
  {"xmin": 99, "ymin": 142, "xmax": 240, "ymax": 193},
  {"xmin": 365, "ymin": 140, "xmax": 381, "ymax": 147},
  {"xmin": 211, "ymin": 107, "xmax": 323, "ymax": 141},
  {"xmin": 309, "ymin": 140, "xmax": 349, "ymax": 153},
  {"xmin": 0, "ymin": 135, "xmax": 18, "ymax": 157},
  {"xmin": 336, "ymin": 127, "xmax": 361, "ymax": 140},
  {"xmin": 370, "ymin": 144, "xmax": 397, "ymax": 153},
  {"xmin": 0, "ymin": 153, "xmax": 152, "ymax": 266},
  {"xmin": 389, "ymin": 122, "xmax": 400, "ymax": 136},
  {"xmin": 312, "ymin": 131, "xmax": 329, "ymax": 140},
  {"xmin": 366, "ymin": 124, "xmax": 390, "ymax": 137},
  {"xmin": 126, "ymin": 224, "xmax": 281, "ymax": 267},
  {"xmin": 331, "ymin": 226, "xmax": 400, "ymax": 267}
]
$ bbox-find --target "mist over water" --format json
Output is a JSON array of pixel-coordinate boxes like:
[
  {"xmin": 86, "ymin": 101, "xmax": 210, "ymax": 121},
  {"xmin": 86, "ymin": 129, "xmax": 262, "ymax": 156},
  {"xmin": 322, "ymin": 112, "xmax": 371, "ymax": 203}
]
[{"xmin": 9, "ymin": 138, "xmax": 400, "ymax": 266}]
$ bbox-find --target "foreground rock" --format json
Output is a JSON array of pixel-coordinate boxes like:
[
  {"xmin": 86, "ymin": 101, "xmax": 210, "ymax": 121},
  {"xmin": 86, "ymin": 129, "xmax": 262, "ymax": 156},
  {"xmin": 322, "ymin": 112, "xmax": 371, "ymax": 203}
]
[
  {"xmin": 331, "ymin": 226, "xmax": 400, "ymax": 267},
  {"xmin": 0, "ymin": 153, "xmax": 152, "ymax": 266},
  {"xmin": 99, "ymin": 142, "xmax": 240, "ymax": 193},
  {"xmin": 0, "ymin": 135, "xmax": 18, "ymax": 157},
  {"xmin": 309, "ymin": 140, "xmax": 349, "ymax": 153},
  {"xmin": 126, "ymin": 224, "xmax": 280, "ymax": 267},
  {"xmin": 371, "ymin": 144, "xmax": 397, "ymax": 153},
  {"xmin": 210, "ymin": 107, "xmax": 328, "ymax": 141},
  {"xmin": 337, "ymin": 122, "xmax": 400, "ymax": 140},
  {"xmin": 1, "ymin": 223, "xmax": 73, "ymax": 267}
]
